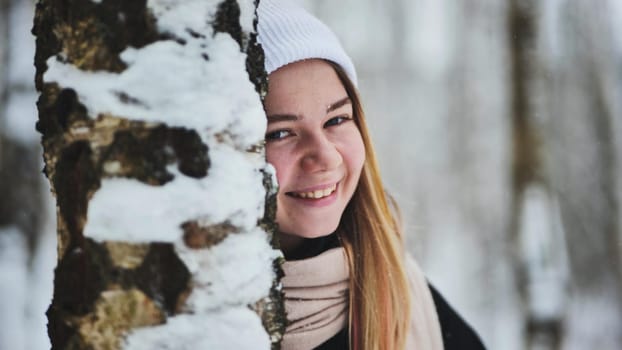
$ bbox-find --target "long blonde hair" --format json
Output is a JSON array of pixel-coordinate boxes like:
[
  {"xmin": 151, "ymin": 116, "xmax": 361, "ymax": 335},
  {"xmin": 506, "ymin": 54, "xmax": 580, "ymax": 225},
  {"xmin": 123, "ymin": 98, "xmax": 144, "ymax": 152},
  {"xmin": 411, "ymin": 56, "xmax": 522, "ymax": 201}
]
[{"xmin": 329, "ymin": 62, "xmax": 412, "ymax": 350}]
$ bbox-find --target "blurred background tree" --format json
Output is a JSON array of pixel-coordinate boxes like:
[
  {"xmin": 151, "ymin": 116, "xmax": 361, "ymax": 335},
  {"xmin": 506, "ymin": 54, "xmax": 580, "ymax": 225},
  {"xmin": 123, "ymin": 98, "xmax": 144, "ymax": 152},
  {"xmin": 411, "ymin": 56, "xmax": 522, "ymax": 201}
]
[
  {"xmin": 1, "ymin": 0, "xmax": 620, "ymax": 349},
  {"xmin": 1, "ymin": 0, "xmax": 54, "ymax": 349}
]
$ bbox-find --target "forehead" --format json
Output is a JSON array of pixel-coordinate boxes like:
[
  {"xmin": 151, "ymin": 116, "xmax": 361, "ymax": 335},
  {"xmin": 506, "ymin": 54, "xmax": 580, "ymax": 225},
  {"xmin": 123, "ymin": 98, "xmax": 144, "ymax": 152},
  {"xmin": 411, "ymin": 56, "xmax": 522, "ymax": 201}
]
[{"xmin": 264, "ymin": 59, "xmax": 348, "ymax": 114}]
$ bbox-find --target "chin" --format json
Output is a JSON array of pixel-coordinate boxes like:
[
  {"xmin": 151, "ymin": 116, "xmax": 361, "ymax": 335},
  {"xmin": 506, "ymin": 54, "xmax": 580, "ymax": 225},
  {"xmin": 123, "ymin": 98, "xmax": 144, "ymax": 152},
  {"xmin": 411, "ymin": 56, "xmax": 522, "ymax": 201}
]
[{"xmin": 282, "ymin": 221, "xmax": 339, "ymax": 239}]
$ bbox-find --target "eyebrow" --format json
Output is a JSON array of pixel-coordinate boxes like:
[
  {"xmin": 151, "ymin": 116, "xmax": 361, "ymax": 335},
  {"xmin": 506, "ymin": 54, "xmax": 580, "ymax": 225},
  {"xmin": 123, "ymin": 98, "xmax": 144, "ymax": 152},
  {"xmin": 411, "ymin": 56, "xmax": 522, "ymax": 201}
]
[
  {"xmin": 327, "ymin": 96, "xmax": 351, "ymax": 113},
  {"xmin": 267, "ymin": 114, "xmax": 299, "ymax": 123},
  {"xmin": 266, "ymin": 97, "xmax": 351, "ymax": 123}
]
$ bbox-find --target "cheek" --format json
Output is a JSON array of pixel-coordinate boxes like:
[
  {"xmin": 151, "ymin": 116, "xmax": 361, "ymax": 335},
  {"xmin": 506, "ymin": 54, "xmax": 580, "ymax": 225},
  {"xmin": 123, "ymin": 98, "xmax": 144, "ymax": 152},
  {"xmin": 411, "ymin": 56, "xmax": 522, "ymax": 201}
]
[
  {"xmin": 265, "ymin": 147, "xmax": 291, "ymax": 187},
  {"xmin": 343, "ymin": 132, "xmax": 366, "ymax": 176}
]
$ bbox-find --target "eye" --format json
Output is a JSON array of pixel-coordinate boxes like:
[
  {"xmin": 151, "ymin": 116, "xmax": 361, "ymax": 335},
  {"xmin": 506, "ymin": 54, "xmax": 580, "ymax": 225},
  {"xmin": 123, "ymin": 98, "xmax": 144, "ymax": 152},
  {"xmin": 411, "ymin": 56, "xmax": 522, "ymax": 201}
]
[
  {"xmin": 324, "ymin": 115, "xmax": 352, "ymax": 127},
  {"xmin": 265, "ymin": 129, "xmax": 293, "ymax": 142}
]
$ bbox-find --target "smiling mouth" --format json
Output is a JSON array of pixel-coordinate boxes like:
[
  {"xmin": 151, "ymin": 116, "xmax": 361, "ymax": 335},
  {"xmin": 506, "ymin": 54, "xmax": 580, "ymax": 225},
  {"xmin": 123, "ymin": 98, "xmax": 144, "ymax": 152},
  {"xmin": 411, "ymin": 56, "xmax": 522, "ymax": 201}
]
[{"xmin": 287, "ymin": 183, "xmax": 337, "ymax": 199}]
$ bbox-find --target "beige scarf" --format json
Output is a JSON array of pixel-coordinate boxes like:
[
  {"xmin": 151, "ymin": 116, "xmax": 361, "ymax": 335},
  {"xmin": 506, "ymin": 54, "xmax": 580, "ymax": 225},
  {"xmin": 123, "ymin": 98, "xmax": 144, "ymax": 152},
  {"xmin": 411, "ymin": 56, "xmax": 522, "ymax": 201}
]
[{"xmin": 281, "ymin": 247, "xmax": 444, "ymax": 350}]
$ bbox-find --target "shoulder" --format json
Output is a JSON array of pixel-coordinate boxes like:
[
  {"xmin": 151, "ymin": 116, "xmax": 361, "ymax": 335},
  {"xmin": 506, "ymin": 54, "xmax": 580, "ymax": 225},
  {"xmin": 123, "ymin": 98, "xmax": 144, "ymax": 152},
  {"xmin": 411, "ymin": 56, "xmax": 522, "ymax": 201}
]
[{"xmin": 427, "ymin": 283, "xmax": 487, "ymax": 350}]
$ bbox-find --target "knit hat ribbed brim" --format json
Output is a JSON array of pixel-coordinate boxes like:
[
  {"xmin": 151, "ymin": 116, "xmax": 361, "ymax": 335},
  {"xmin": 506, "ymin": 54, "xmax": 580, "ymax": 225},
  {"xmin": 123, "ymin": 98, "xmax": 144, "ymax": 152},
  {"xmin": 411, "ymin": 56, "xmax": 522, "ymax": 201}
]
[{"xmin": 257, "ymin": 0, "xmax": 358, "ymax": 86}]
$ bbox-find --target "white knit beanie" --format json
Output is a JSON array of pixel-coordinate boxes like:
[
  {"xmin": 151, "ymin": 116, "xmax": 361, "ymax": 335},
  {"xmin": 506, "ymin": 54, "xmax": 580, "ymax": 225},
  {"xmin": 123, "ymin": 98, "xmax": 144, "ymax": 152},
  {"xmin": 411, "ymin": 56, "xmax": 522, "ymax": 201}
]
[{"xmin": 257, "ymin": 0, "xmax": 358, "ymax": 86}]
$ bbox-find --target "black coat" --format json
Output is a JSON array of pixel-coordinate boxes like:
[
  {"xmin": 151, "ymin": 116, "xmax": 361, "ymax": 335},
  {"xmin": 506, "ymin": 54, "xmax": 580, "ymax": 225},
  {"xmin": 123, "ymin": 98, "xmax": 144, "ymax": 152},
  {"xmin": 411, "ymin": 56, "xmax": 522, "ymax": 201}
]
[{"xmin": 428, "ymin": 283, "xmax": 487, "ymax": 350}]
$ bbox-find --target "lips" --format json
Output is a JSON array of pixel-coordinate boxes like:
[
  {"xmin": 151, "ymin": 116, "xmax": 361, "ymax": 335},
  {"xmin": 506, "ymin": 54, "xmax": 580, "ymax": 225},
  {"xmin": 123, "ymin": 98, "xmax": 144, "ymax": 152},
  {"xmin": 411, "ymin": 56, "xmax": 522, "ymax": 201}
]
[
  {"xmin": 288, "ymin": 183, "xmax": 337, "ymax": 199},
  {"xmin": 286, "ymin": 181, "xmax": 339, "ymax": 200}
]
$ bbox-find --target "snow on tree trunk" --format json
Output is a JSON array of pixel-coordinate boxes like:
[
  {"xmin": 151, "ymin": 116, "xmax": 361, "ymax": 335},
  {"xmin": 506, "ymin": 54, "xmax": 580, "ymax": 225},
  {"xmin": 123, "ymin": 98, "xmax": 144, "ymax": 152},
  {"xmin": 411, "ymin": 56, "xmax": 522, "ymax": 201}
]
[{"xmin": 33, "ymin": 0, "xmax": 285, "ymax": 349}]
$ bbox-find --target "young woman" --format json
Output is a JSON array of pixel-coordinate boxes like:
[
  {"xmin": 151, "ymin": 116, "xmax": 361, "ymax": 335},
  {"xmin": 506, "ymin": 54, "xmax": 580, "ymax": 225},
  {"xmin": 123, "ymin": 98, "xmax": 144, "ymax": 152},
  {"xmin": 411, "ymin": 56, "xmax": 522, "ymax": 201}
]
[{"xmin": 258, "ymin": 1, "xmax": 486, "ymax": 349}]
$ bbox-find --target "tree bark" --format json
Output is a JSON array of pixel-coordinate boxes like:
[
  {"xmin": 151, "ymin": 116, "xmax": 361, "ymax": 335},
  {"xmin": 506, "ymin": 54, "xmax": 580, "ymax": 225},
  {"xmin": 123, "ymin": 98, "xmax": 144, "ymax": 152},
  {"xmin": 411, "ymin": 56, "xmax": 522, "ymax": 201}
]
[{"xmin": 33, "ymin": 0, "xmax": 284, "ymax": 349}]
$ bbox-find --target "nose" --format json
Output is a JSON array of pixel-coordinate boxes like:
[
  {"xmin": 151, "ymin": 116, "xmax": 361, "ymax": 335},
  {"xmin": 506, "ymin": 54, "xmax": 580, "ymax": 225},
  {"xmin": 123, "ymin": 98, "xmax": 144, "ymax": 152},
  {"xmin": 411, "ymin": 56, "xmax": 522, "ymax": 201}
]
[{"xmin": 299, "ymin": 133, "xmax": 342, "ymax": 173}]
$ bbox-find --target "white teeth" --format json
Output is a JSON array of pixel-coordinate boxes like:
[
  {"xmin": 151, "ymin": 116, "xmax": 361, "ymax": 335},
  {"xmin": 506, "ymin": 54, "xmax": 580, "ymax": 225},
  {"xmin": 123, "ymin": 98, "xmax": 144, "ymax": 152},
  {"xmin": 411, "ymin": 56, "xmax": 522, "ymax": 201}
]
[{"xmin": 292, "ymin": 184, "xmax": 336, "ymax": 199}]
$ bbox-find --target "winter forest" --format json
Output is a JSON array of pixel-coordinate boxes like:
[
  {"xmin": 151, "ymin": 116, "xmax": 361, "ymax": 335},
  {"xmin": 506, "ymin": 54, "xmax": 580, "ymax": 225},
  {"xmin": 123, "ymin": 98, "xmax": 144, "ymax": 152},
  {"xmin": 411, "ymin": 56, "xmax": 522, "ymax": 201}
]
[{"xmin": 0, "ymin": 0, "xmax": 621, "ymax": 349}]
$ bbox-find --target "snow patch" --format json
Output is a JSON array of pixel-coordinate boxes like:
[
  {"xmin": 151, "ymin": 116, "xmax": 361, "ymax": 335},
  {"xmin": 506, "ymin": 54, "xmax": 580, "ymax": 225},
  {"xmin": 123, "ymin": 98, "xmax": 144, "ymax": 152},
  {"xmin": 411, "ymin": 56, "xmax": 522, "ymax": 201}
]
[
  {"xmin": 123, "ymin": 307, "xmax": 271, "ymax": 350},
  {"xmin": 176, "ymin": 228, "xmax": 280, "ymax": 312},
  {"xmin": 44, "ymin": 0, "xmax": 266, "ymax": 150},
  {"xmin": 238, "ymin": 0, "xmax": 258, "ymax": 35},
  {"xmin": 44, "ymin": 34, "xmax": 264, "ymax": 149},
  {"xmin": 85, "ymin": 145, "xmax": 266, "ymax": 243}
]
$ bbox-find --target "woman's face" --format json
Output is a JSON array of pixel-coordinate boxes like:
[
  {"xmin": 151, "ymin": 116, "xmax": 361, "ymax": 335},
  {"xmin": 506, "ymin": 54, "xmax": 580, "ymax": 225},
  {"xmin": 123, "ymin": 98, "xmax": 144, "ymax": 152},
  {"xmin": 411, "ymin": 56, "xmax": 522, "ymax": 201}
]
[{"xmin": 264, "ymin": 59, "xmax": 365, "ymax": 249}]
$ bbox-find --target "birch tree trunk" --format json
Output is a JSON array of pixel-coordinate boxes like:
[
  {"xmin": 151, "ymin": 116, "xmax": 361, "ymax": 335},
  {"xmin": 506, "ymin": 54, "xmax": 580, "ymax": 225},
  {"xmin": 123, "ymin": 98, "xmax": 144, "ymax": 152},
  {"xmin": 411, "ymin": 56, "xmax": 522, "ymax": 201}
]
[{"xmin": 33, "ymin": 0, "xmax": 284, "ymax": 349}]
